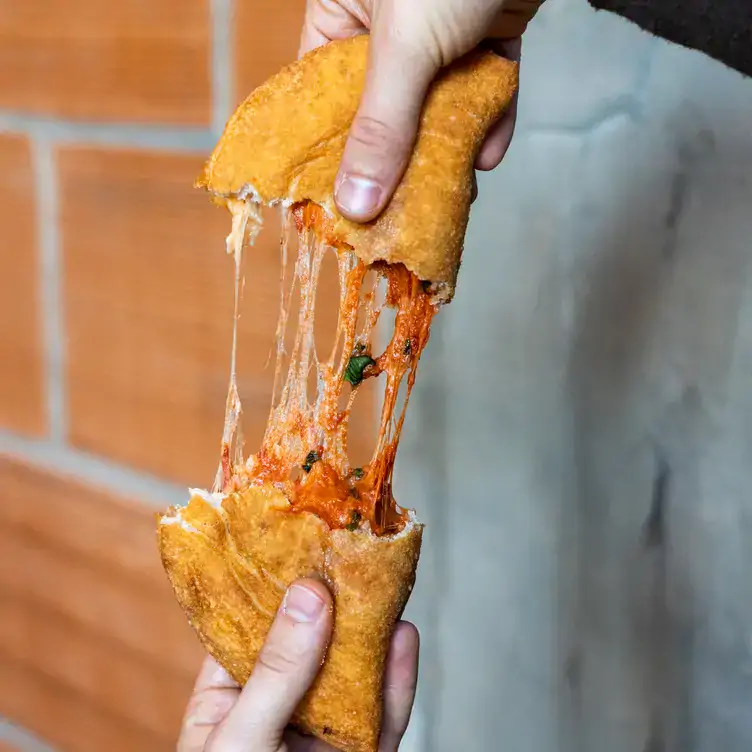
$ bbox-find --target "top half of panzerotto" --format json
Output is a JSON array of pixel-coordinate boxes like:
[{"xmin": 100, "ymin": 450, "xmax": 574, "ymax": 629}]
[{"xmin": 196, "ymin": 34, "xmax": 519, "ymax": 304}]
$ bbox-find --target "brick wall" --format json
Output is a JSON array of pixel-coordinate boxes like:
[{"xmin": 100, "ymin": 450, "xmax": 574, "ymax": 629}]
[{"xmin": 0, "ymin": 2, "xmax": 312, "ymax": 750}]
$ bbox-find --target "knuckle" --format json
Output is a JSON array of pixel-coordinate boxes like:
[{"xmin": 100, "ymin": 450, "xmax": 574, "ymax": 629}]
[
  {"xmin": 349, "ymin": 115, "xmax": 408, "ymax": 157},
  {"xmin": 255, "ymin": 641, "xmax": 300, "ymax": 678}
]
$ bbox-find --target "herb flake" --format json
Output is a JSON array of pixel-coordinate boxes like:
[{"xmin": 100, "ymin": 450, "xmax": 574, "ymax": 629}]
[
  {"xmin": 351, "ymin": 467, "xmax": 364, "ymax": 480},
  {"xmin": 343, "ymin": 354, "xmax": 375, "ymax": 387},
  {"xmin": 346, "ymin": 510, "xmax": 362, "ymax": 531},
  {"xmin": 302, "ymin": 450, "xmax": 320, "ymax": 473}
]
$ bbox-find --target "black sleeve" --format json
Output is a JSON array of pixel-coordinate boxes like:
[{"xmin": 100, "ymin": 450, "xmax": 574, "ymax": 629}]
[{"xmin": 588, "ymin": 0, "xmax": 752, "ymax": 78}]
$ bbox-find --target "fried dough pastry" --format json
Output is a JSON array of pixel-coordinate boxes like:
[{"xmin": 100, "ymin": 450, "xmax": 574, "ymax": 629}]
[
  {"xmin": 159, "ymin": 486, "xmax": 421, "ymax": 752},
  {"xmin": 158, "ymin": 33, "xmax": 519, "ymax": 752}
]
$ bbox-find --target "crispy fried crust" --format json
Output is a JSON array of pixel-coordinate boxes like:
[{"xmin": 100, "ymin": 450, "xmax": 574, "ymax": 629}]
[
  {"xmin": 197, "ymin": 35, "xmax": 518, "ymax": 302},
  {"xmin": 158, "ymin": 485, "xmax": 422, "ymax": 752}
]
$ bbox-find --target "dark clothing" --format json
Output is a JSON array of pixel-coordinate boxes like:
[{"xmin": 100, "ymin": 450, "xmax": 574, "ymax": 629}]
[{"xmin": 589, "ymin": 0, "xmax": 752, "ymax": 78}]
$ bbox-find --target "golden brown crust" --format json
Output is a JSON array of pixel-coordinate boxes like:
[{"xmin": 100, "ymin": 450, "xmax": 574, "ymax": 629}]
[
  {"xmin": 158, "ymin": 485, "xmax": 422, "ymax": 752},
  {"xmin": 198, "ymin": 34, "xmax": 518, "ymax": 302}
]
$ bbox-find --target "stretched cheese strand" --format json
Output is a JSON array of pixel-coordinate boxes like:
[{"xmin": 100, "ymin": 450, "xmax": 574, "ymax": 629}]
[
  {"xmin": 218, "ymin": 199, "xmax": 437, "ymax": 534},
  {"xmin": 258, "ymin": 208, "xmax": 365, "ymax": 476},
  {"xmin": 213, "ymin": 198, "xmax": 261, "ymax": 493}
]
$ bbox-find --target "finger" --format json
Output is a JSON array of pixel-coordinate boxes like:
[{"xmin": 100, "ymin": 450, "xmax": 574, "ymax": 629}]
[
  {"xmin": 475, "ymin": 37, "xmax": 521, "ymax": 172},
  {"xmin": 299, "ymin": 0, "xmax": 369, "ymax": 56},
  {"xmin": 210, "ymin": 579, "xmax": 333, "ymax": 750},
  {"xmin": 178, "ymin": 657, "xmax": 240, "ymax": 752},
  {"xmin": 485, "ymin": 35, "xmax": 522, "ymax": 63},
  {"xmin": 334, "ymin": 18, "xmax": 440, "ymax": 222},
  {"xmin": 474, "ymin": 91, "xmax": 518, "ymax": 171},
  {"xmin": 284, "ymin": 727, "xmax": 334, "ymax": 751},
  {"xmin": 299, "ymin": 20, "xmax": 330, "ymax": 56},
  {"xmin": 378, "ymin": 621, "xmax": 420, "ymax": 751},
  {"xmin": 470, "ymin": 171, "xmax": 479, "ymax": 204}
]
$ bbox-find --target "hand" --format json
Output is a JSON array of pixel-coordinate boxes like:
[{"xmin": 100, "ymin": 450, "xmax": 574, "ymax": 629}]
[
  {"xmin": 300, "ymin": 0, "xmax": 521, "ymax": 222},
  {"xmin": 178, "ymin": 578, "xmax": 420, "ymax": 751}
]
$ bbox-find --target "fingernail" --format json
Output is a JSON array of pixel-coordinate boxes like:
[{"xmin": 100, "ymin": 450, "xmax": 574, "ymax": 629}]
[
  {"xmin": 283, "ymin": 584, "xmax": 325, "ymax": 623},
  {"xmin": 335, "ymin": 174, "xmax": 382, "ymax": 218}
]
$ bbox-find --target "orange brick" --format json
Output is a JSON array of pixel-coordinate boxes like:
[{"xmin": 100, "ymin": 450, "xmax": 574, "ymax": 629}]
[
  {"xmin": 61, "ymin": 146, "xmax": 374, "ymax": 486},
  {"xmin": 0, "ymin": 457, "xmax": 201, "ymax": 749},
  {"xmin": 1, "ymin": 453, "xmax": 175, "ymax": 585},
  {"xmin": 0, "ymin": 458, "xmax": 202, "ymax": 669},
  {"xmin": 0, "ymin": 659, "xmax": 170, "ymax": 752},
  {"xmin": 0, "ymin": 135, "xmax": 44, "ymax": 437},
  {"xmin": 61, "ymin": 147, "xmax": 276, "ymax": 485},
  {"xmin": 0, "ymin": 2, "xmax": 211, "ymax": 125},
  {"xmin": 0, "ymin": 594, "xmax": 191, "ymax": 743},
  {"xmin": 235, "ymin": 0, "xmax": 307, "ymax": 102}
]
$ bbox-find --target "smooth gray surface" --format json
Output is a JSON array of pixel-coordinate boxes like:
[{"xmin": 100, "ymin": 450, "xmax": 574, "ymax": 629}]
[
  {"xmin": 399, "ymin": 1, "xmax": 752, "ymax": 750},
  {"xmin": 0, "ymin": 719, "xmax": 56, "ymax": 752}
]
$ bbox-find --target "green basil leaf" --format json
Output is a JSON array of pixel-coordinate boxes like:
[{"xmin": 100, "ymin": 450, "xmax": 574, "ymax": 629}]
[
  {"xmin": 302, "ymin": 450, "xmax": 320, "ymax": 473},
  {"xmin": 343, "ymin": 355, "xmax": 375, "ymax": 387},
  {"xmin": 346, "ymin": 510, "xmax": 362, "ymax": 531}
]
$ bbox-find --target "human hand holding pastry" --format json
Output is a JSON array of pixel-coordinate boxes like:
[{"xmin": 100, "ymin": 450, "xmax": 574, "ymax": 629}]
[
  {"xmin": 299, "ymin": 0, "xmax": 538, "ymax": 221},
  {"xmin": 178, "ymin": 579, "xmax": 419, "ymax": 752}
]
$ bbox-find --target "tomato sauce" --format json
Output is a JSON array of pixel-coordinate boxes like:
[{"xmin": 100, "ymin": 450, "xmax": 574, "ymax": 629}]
[{"xmin": 219, "ymin": 199, "xmax": 437, "ymax": 536}]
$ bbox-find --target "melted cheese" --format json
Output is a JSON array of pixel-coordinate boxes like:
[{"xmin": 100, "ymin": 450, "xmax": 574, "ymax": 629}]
[
  {"xmin": 212, "ymin": 198, "xmax": 261, "ymax": 493},
  {"xmin": 215, "ymin": 198, "xmax": 436, "ymax": 535}
]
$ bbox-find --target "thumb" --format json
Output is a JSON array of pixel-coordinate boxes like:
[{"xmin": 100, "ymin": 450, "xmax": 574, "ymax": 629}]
[
  {"xmin": 208, "ymin": 579, "xmax": 333, "ymax": 750},
  {"xmin": 335, "ymin": 27, "xmax": 440, "ymax": 222}
]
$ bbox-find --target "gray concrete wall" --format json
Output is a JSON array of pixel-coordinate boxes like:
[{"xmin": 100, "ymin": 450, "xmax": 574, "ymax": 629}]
[{"xmin": 398, "ymin": 1, "xmax": 752, "ymax": 750}]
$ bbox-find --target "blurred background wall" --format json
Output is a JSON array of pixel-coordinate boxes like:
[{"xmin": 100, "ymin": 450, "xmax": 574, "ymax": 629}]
[
  {"xmin": 0, "ymin": 2, "xmax": 310, "ymax": 750},
  {"xmin": 399, "ymin": 1, "xmax": 752, "ymax": 751},
  {"xmin": 0, "ymin": 1, "xmax": 751, "ymax": 752}
]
